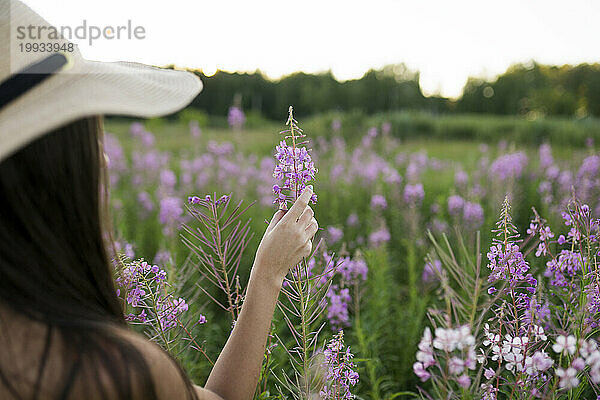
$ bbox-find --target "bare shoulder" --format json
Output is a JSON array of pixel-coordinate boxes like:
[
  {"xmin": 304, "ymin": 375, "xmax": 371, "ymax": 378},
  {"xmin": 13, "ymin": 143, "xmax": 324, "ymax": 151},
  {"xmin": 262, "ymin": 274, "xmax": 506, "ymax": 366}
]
[
  {"xmin": 114, "ymin": 327, "xmax": 223, "ymax": 400},
  {"xmin": 112, "ymin": 327, "xmax": 195, "ymax": 399}
]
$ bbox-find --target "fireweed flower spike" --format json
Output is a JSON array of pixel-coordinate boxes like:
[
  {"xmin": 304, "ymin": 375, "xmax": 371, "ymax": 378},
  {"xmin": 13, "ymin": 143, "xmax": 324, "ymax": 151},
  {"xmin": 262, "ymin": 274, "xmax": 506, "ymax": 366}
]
[
  {"xmin": 113, "ymin": 255, "xmax": 211, "ymax": 363},
  {"xmin": 271, "ymin": 107, "xmax": 356, "ymax": 400},
  {"xmin": 414, "ymin": 195, "xmax": 600, "ymax": 398},
  {"xmin": 273, "ymin": 106, "xmax": 318, "ymax": 208},
  {"xmin": 320, "ymin": 331, "xmax": 359, "ymax": 400}
]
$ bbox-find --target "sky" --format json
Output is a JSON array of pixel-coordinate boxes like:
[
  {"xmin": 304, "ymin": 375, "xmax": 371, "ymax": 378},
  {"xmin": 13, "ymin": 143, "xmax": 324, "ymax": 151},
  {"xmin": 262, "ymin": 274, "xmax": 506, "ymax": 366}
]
[{"xmin": 20, "ymin": 0, "xmax": 600, "ymax": 98}]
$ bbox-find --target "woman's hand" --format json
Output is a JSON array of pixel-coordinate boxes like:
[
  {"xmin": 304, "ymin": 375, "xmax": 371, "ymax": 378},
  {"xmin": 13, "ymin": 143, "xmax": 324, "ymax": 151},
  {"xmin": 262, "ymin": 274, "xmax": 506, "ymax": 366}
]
[
  {"xmin": 204, "ymin": 189, "xmax": 317, "ymax": 400},
  {"xmin": 252, "ymin": 187, "xmax": 318, "ymax": 287}
]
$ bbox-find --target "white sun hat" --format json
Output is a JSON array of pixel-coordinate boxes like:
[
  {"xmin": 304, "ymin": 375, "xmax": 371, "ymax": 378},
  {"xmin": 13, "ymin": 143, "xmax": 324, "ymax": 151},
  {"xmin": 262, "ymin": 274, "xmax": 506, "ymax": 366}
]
[{"xmin": 0, "ymin": 0, "xmax": 203, "ymax": 162}]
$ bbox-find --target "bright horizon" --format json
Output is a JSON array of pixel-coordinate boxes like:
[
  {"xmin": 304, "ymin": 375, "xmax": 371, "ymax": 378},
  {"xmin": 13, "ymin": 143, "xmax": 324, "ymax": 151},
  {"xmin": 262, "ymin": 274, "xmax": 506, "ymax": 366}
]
[{"xmin": 20, "ymin": 0, "xmax": 600, "ymax": 98}]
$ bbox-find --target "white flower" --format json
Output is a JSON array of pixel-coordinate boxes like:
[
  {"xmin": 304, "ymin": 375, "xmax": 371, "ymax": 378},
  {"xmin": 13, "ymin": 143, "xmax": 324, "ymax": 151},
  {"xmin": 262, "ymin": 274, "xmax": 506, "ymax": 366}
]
[
  {"xmin": 572, "ymin": 357, "xmax": 585, "ymax": 371},
  {"xmin": 579, "ymin": 338, "xmax": 597, "ymax": 359},
  {"xmin": 556, "ymin": 367, "xmax": 579, "ymax": 389},
  {"xmin": 419, "ymin": 327, "xmax": 432, "ymax": 350},
  {"xmin": 504, "ymin": 351, "xmax": 524, "ymax": 373},
  {"xmin": 465, "ymin": 347, "xmax": 477, "ymax": 370},
  {"xmin": 433, "ymin": 328, "xmax": 459, "ymax": 352},
  {"xmin": 531, "ymin": 325, "xmax": 547, "ymax": 341},
  {"xmin": 525, "ymin": 350, "xmax": 554, "ymax": 375},
  {"xmin": 456, "ymin": 325, "xmax": 475, "ymax": 350},
  {"xmin": 502, "ymin": 335, "xmax": 525, "ymax": 355},
  {"xmin": 416, "ymin": 349, "xmax": 435, "ymax": 368},
  {"xmin": 483, "ymin": 324, "xmax": 500, "ymax": 347},
  {"xmin": 413, "ymin": 362, "xmax": 431, "ymax": 382},
  {"xmin": 586, "ymin": 349, "xmax": 600, "ymax": 367},
  {"xmin": 590, "ymin": 362, "xmax": 600, "ymax": 384},
  {"xmin": 491, "ymin": 344, "xmax": 509, "ymax": 362},
  {"xmin": 510, "ymin": 336, "xmax": 528, "ymax": 353},
  {"xmin": 416, "ymin": 328, "xmax": 435, "ymax": 367},
  {"xmin": 553, "ymin": 335, "xmax": 577, "ymax": 355},
  {"xmin": 476, "ymin": 348, "xmax": 487, "ymax": 364},
  {"xmin": 448, "ymin": 357, "xmax": 465, "ymax": 375}
]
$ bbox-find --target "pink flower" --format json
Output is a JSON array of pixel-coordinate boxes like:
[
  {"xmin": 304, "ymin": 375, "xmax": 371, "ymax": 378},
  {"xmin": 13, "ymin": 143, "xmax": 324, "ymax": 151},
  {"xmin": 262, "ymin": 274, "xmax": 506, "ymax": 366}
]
[
  {"xmin": 456, "ymin": 374, "xmax": 470, "ymax": 388},
  {"xmin": 413, "ymin": 362, "xmax": 431, "ymax": 382}
]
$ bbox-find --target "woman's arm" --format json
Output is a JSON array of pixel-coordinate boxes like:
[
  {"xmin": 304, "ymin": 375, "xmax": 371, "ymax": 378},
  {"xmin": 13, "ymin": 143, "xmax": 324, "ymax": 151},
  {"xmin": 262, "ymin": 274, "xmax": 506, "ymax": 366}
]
[{"xmin": 202, "ymin": 187, "xmax": 318, "ymax": 400}]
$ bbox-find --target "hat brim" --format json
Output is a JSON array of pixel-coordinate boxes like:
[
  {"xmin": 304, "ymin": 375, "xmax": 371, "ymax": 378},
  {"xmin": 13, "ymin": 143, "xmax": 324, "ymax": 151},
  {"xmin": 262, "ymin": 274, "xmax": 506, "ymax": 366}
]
[{"xmin": 0, "ymin": 57, "xmax": 203, "ymax": 161}]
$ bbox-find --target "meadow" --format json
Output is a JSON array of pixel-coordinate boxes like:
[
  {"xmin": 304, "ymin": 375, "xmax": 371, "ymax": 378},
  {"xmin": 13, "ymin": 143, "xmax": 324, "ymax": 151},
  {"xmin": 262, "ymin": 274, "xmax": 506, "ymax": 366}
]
[{"xmin": 106, "ymin": 111, "xmax": 600, "ymax": 399}]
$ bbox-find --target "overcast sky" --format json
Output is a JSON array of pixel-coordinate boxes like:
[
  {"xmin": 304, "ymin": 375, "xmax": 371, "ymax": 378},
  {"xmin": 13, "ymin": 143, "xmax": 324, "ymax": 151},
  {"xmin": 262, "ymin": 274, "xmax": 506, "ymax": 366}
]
[{"xmin": 21, "ymin": 0, "xmax": 600, "ymax": 98}]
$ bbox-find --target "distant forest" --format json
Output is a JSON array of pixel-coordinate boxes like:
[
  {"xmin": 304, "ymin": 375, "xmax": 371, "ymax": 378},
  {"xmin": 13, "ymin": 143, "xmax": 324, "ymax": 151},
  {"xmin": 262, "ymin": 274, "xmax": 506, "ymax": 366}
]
[{"xmin": 172, "ymin": 62, "xmax": 600, "ymax": 119}]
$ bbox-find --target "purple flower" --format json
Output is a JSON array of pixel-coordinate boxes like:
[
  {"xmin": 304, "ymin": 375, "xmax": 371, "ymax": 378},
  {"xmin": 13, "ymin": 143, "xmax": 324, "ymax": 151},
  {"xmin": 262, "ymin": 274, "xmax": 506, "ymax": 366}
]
[
  {"xmin": 320, "ymin": 331, "xmax": 359, "ymax": 400},
  {"xmin": 189, "ymin": 120, "xmax": 201, "ymax": 138},
  {"xmin": 327, "ymin": 226, "xmax": 344, "ymax": 244},
  {"xmin": 347, "ymin": 213, "xmax": 359, "ymax": 227},
  {"xmin": 489, "ymin": 152, "xmax": 528, "ymax": 181},
  {"xmin": 129, "ymin": 122, "xmax": 144, "ymax": 136},
  {"xmin": 159, "ymin": 197, "xmax": 183, "ymax": 235},
  {"xmin": 486, "ymin": 198, "xmax": 536, "ymax": 306},
  {"xmin": 381, "ymin": 121, "xmax": 392, "ymax": 135},
  {"xmin": 447, "ymin": 195, "xmax": 464, "ymax": 217},
  {"xmin": 578, "ymin": 154, "xmax": 599, "ymax": 179},
  {"xmin": 369, "ymin": 228, "xmax": 391, "ymax": 248},
  {"xmin": 137, "ymin": 191, "xmax": 154, "ymax": 213},
  {"xmin": 456, "ymin": 374, "xmax": 471, "ymax": 388},
  {"xmin": 338, "ymin": 257, "xmax": 368, "ymax": 283},
  {"xmin": 370, "ymin": 194, "xmax": 388, "ymax": 210},
  {"xmin": 115, "ymin": 258, "xmax": 189, "ymax": 333},
  {"xmin": 159, "ymin": 169, "xmax": 177, "ymax": 189},
  {"xmin": 455, "ymin": 170, "xmax": 468, "ymax": 187},
  {"xmin": 153, "ymin": 250, "xmax": 171, "ymax": 266},
  {"xmin": 539, "ymin": 143, "xmax": 554, "ymax": 169},
  {"xmin": 404, "ymin": 183, "xmax": 425, "ymax": 206},
  {"xmin": 463, "ymin": 201, "xmax": 484, "ymax": 229},
  {"xmin": 331, "ymin": 118, "xmax": 342, "ymax": 133},
  {"xmin": 228, "ymin": 106, "xmax": 245, "ymax": 129},
  {"xmin": 413, "ymin": 362, "xmax": 431, "ymax": 382},
  {"xmin": 272, "ymin": 107, "xmax": 317, "ymax": 207},
  {"xmin": 326, "ymin": 285, "xmax": 352, "ymax": 329},
  {"xmin": 422, "ymin": 259, "xmax": 442, "ymax": 284}
]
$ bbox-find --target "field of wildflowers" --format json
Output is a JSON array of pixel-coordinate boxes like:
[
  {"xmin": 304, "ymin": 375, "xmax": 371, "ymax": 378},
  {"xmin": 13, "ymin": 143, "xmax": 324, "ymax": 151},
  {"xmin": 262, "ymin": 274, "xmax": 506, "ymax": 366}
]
[{"xmin": 106, "ymin": 109, "xmax": 599, "ymax": 399}]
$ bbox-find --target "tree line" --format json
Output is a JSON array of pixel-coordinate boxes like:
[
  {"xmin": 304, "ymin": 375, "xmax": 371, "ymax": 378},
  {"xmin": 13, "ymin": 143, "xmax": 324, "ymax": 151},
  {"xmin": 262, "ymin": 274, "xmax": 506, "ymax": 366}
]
[{"xmin": 174, "ymin": 62, "xmax": 600, "ymax": 119}]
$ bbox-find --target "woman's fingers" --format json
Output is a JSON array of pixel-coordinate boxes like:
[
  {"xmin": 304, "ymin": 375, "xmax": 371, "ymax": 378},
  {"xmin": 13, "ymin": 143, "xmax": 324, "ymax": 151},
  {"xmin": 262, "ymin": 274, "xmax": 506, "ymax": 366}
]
[
  {"xmin": 282, "ymin": 187, "xmax": 313, "ymax": 223},
  {"xmin": 297, "ymin": 206, "xmax": 314, "ymax": 227},
  {"xmin": 266, "ymin": 209, "xmax": 286, "ymax": 234},
  {"xmin": 301, "ymin": 240, "xmax": 313, "ymax": 258},
  {"xmin": 305, "ymin": 217, "xmax": 318, "ymax": 238}
]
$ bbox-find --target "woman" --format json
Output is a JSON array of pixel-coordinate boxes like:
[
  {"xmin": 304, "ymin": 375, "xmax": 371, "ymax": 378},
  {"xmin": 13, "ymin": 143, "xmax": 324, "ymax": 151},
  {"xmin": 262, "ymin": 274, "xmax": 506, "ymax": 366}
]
[{"xmin": 0, "ymin": 2, "xmax": 318, "ymax": 399}]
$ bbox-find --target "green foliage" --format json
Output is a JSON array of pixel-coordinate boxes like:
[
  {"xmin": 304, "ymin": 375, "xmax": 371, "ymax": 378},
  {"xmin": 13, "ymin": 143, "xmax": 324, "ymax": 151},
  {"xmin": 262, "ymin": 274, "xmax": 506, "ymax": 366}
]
[
  {"xmin": 181, "ymin": 62, "xmax": 600, "ymax": 120},
  {"xmin": 179, "ymin": 108, "xmax": 210, "ymax": 127},
  {"xmin": 305, "ymin": 111, "xmax": 600, "ymax": 147}
]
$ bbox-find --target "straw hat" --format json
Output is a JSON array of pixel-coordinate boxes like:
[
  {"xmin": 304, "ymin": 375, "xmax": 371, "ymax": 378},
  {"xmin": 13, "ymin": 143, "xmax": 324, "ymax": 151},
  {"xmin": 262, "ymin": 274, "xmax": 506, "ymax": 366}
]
[{"xmin": 0, "ymin": 0, "xmax": 203, "ymax": 161}]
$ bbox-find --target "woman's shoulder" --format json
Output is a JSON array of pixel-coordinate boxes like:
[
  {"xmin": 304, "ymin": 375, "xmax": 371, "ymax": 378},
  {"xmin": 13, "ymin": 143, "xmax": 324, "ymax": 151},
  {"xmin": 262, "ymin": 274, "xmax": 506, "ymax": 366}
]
[
  {"xmin": 115, "ymin": 328, "xmax": 224, "ymax": 400},
  {"xmin": 108, "ymin": 326, "xmax": 198, "ymax": 400}
]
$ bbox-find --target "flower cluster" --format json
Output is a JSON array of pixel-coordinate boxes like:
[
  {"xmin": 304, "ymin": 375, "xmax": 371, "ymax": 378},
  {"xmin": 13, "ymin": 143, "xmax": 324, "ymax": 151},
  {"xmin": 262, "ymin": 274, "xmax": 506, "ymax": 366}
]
[
  {"xmin": 324, "ymin": 256, "xmax": 368, "ymax": 330},
  {"xmin": 114, "ymin": 258, "xmax": 202, "ymax": 333},
  {"xmin": 228, "ymin": 106, "xmax": 245, "ymax": 129},
  {"xmin": 489, "ymin": 152, "xmax": 528, "ymax": 181},
  {"xmin": 320, "ymin": 331, "xmax": 359, "ymax": 400},
  {"xmin": 272, "ymin": 106, "xmax": 317, "ymax": 208},
  {"xmin": 413, "ymin": 326, "xmax": 476, "ymax": 388},
  {"xmin": 416, "ymin": 196, "xmax": 600, "ymax": 398},
  {"xmin": 404, "ymin": 183, "xmax": 425, "ymax": 206},
  {"xmin": 486, "ymin": 197, "xmax": 536, "ymax": 308}
]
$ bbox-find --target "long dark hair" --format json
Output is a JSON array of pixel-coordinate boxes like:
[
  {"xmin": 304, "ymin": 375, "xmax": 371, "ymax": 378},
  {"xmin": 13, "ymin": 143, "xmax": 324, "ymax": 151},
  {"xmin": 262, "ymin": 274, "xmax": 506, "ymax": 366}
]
[{"xmin": 0, "ymin": 116, "xmax": 194, "ymax": 399}]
